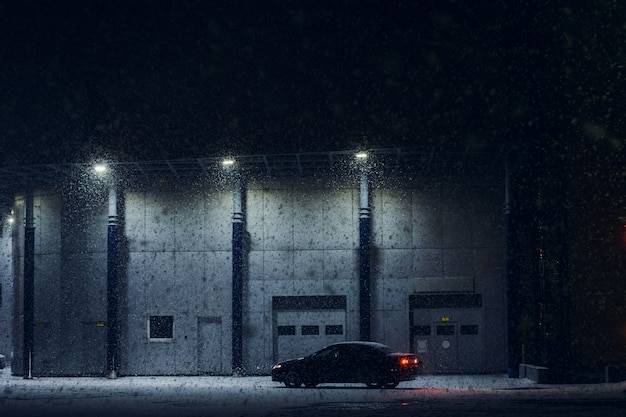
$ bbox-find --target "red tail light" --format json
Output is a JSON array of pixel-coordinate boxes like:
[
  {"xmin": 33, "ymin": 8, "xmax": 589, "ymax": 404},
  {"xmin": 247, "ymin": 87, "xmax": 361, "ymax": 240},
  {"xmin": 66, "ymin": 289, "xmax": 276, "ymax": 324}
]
[{"xmin": 399, "ymin": 356, "xmax": 419, "ymax": 366}]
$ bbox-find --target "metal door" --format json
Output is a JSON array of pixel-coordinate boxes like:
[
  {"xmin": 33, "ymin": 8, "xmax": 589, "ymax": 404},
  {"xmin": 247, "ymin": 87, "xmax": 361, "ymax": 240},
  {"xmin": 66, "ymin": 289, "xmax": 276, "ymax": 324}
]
[
  {"xmin": 432, "ymin": 322, "xmax": 458, "ymax": 371},
  {"xmin": 197, "ymin": 317, "xmax": 222, "ymax": 375}
]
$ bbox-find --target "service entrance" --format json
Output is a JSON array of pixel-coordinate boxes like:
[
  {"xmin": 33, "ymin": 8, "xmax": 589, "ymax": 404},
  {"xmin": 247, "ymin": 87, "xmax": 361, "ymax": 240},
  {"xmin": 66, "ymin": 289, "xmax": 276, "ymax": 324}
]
[
  {"xmin": 431, "ymin": 322, "xmax": 459, "ymax": 370},
  {"xmin": 197, "ymin": 316, "xmax": 223, "ymax": 375},
  {"xmin": 410, "ymin": 294, "xmax": 484, "ymax": 373}
]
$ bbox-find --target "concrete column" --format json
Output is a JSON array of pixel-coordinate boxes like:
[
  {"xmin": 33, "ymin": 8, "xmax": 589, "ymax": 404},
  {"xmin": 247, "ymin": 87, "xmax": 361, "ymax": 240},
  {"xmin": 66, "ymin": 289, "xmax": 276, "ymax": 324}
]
[
  {"xmin": 504, "ymin": 157, "xmax": 518, "ymax": 378},
  {"xmin": 106, "ymin": 186, "xmax": 120, "ymax": 378},
  {"xmin": 359, "ymin": 172, "xmax": 371, "ymax": 341},
  {"xmin": 23, "ymin": 188, "xmax": 35, "ymax": 379},
  {"xmin": 232, "ymin": 177, "xmax": 245, "ymax": 375}
]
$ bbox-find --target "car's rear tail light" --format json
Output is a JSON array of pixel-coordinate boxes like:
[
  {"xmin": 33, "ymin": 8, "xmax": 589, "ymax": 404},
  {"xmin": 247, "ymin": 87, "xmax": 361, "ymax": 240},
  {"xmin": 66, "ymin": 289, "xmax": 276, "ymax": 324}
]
[{"xmin": 399, "ymin": 357, "xmax": 419, "ymax": 366}]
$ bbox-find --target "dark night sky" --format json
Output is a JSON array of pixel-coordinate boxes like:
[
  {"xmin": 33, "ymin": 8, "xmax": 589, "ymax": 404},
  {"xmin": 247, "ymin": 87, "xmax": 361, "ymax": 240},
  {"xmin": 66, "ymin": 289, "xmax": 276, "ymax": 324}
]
[
  {"xmin": 1, "ymin": 1, "xmax": 625, "ymax": 167},
  {"xmin": 0, "ymin": 0, "xmax": 516, "ymax": 165}
]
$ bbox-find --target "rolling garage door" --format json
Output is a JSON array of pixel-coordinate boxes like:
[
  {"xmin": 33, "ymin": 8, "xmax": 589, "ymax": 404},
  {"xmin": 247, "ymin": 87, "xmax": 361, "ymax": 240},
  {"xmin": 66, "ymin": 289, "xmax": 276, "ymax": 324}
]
[{"xmin": 272, "ymin": 296, "xmax": 346, "ymax": 363}]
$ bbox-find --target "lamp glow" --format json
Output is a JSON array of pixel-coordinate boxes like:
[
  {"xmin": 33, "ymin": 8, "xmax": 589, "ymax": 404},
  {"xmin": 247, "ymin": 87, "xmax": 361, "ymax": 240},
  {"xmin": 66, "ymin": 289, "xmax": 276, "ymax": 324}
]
[
  {"xmin": 222, "ymin": 158, "xmax": 235, "ymax": 167},
  {"xmin": 94, "ymin": 163, "xmax": 108, "ymax": 174},
  {"xmin": 355, "ymin": 152, "xmax": 368, "ymax": 160}
]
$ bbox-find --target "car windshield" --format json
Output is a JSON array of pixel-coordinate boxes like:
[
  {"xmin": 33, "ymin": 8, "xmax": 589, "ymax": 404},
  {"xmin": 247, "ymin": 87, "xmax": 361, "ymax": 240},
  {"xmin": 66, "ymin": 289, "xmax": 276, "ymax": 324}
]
[
  {"xmin": 310, "ymin": 346, "xmax": 337, "ymax": 359},
  {"xmin": 377, "ymin": 345, "xmax": 394, "ymax": 355}
]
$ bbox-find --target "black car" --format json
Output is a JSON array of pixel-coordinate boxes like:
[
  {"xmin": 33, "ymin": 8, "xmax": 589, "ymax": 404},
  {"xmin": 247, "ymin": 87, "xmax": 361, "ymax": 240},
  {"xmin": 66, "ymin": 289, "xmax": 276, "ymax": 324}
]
[{"xmin": 271, "ymin": 341, "xmax": 420, "ymax": 388}]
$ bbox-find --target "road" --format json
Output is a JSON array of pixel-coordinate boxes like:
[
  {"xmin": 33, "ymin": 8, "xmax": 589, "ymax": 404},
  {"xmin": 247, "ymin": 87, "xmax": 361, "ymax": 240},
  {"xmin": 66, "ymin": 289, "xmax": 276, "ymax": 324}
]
[{"xmin": 1, "ymin": 368, "xmax": 625, "ymax": 417}]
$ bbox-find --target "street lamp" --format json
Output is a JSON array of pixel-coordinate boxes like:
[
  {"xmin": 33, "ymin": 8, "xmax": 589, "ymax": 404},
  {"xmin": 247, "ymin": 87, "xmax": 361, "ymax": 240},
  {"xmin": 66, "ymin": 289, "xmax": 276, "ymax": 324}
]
[
  {"xmin": 94, "ymin": 163, "xmax": 108, "ymax": 174},
  {"xmin": 354, "ymin": 150, "xmax": 372, "ymax": 341},
  {"xmin": 221, "ymin": 158, "xmax": 236, "ymax": 171},
  {"xmin": 90, "ymin": 160, "xmax": 121, "ymax": 378},
  {"xmin": 221, "ymin": 155, "xmax": 245, "ymax": 374}
]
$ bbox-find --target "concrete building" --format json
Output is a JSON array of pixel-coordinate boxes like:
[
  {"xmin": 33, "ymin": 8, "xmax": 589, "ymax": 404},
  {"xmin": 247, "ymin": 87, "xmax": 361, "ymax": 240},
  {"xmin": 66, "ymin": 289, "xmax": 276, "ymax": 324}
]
[{"xmin": 1, "ymin": 148, "xmax": 508, "ymax": 376}]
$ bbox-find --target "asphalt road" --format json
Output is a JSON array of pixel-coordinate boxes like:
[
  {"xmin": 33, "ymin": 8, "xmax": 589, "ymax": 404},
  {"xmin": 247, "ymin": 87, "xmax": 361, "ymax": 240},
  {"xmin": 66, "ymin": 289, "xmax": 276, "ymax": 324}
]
[
  {"xmin": 1, "ymin": 368, "xmax": 624, "ymax": 417},
  {"xmin": 268, "ymin": 390, "xmax": 626, "ymax": 417}
]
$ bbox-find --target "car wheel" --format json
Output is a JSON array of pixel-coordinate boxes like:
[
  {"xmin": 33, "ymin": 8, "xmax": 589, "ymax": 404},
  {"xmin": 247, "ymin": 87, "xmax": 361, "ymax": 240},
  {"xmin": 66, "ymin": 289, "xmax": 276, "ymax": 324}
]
[
  {"xmin": 284, "ymin": 371, "xmax": 302, "ymax": 388},
  {"xmin": 365, "ymin": 375, "xmax": 382, "ymax": 389},
  {"xmin": 384, "ymin": 380, "xmax": 399, "ymax": 389}
]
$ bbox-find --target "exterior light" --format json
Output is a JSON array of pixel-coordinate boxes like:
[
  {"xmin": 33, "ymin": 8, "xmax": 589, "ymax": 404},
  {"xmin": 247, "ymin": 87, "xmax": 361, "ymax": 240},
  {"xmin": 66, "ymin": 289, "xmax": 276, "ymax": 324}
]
[
  {"xmin": 222, "ymin": 158, "xmax": 235, "ymax": 167},
  {"xmin": 94, "ymin": 163, "xmax": 108, "ymax": 174},
  {"xmin": 7, "ymin": 216, "xmax": 14, "ymax": 224},
  {"xmin": 355, "ymin": 152, "xmax": 368, "ymax": 160}
]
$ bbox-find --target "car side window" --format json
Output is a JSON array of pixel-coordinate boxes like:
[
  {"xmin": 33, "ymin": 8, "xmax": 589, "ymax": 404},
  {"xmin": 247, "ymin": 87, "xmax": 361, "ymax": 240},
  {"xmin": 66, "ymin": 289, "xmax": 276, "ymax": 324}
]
[
  {"xmin": 331, "ymin": 346, "xmax": 343, "ymax": 359},
  {"xmin": 316, "ymin": 346, "xmax": 339, "ymax": 359},
  {"xmin": 343, "ymin": 344, "xmax": 363, "ymax": 360},
  {"xmin": 367, "ymin": 348, "xmax": 378, "ymax": 360}
]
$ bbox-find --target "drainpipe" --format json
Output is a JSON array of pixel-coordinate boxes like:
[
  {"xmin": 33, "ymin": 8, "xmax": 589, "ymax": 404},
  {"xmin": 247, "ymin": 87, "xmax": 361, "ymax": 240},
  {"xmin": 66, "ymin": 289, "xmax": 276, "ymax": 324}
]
[
  {"xmin": 359, "ymin": 172, "xmax": 371, "ymax": 341},
  {"xmin": 23, "ymin": 187, "xmax": 35, "ymax": 379},
  {"xmin": 107, "ymin": 186, "xmax": 120, "ymax": 378},
  {"xmin": 232, "ymin": 177, "xmax": 245, "ymax": 375}
]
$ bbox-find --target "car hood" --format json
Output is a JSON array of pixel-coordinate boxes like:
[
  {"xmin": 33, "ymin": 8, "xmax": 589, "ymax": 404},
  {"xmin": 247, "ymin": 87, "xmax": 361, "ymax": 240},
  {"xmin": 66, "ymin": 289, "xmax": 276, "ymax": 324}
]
[{"xmin": 277, "ymin": 357, "xmax": 304, "ymax": 367}]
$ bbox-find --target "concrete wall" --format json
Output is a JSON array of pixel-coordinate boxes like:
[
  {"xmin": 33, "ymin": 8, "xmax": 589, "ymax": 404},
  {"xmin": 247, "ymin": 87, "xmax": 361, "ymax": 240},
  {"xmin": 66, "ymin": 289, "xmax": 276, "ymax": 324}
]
[
  {"xmin": 123, "ymin": 188, "xmax": 232, "ymax": 375},
  {"xmin": 369, "ymin": 180, "xmax": 506, "ymax": 372},
  {"xmin": 8, "ymin": 174, "xmax": 506, "ymax": 376},
  {"xmin": 245, "ymin": 179, "xmax": 361, "ymax": 372}
]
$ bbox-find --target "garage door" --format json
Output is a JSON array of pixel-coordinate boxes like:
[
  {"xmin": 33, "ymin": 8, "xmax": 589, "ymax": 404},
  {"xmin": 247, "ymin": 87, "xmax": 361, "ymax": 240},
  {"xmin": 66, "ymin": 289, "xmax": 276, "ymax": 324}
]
[
  {"xmin": 274, "ymin": 309, "xmax": 346, "ymax": 362},
  {"xmin": 272, "ymin": 295, "xmax": 347, "ymax": 363}
]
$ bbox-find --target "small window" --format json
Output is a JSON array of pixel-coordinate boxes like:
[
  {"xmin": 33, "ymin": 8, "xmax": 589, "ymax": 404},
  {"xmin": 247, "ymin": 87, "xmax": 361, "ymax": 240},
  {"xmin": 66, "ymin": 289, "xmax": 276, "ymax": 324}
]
[
  {"xmin": 461, "ymin": 325, "xmax": 479, "ymax": 335},
  {"xmin": 436, "ymin": 325, "xmax": 455, "ymax": 336},
  {"xmin": 149, "ymin": 316, "xmax": 173, "ymax": 340},
  {"xmin": 325, "ymin": 325, "xmax": 343, "ymax": 335},
  {"xmin": 413, "ymin": 325, "xmax": 431, "ymax": 336},
  {"xmin": 301, "ymin": 325, "xmax": 319, "ymax": 335},
  {"xmin": 277, "ymin": 325, "xmax": 296, "ymax": 336}
]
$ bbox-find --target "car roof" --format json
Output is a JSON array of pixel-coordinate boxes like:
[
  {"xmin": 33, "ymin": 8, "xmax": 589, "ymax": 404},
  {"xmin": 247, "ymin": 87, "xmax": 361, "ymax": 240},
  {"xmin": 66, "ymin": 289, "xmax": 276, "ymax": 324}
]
[{"xmin": 327, "ymin": 341, "xmax": 392, "ymax": 350}]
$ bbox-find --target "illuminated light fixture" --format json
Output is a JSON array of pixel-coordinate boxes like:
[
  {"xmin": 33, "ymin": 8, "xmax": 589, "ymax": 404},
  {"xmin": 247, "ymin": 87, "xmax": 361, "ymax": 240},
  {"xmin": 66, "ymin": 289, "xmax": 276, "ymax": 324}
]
[
  {"xmin": 221, "ymin": 158, "xmax": 235, "ymax": 167},
  {"xmin": 93, "ymin": 163, "xmax": 108, "ymax": 174},
  {"xmin": 7, "ymin": 216, "xmax": 14, "ymax": 224},
  {"xmin": 355, "ymin": 151, "xmax": 368, "ymax": 160}
]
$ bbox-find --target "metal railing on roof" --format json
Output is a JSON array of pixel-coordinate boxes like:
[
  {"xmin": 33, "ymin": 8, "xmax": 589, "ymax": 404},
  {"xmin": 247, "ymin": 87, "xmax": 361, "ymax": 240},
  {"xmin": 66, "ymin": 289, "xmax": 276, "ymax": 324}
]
[{"xmin": 0, "ymin": 145, "xmax": 509, "ymax": 210}]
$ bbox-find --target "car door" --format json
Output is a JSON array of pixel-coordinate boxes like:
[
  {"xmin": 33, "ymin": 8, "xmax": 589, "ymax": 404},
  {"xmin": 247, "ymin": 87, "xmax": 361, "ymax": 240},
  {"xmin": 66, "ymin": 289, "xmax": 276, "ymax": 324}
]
[
  {"xmin": 307, "ymin": 345, "xmax": 342, "ymax": 383},
  {"xmin": 327, "ymin": 344, "xmax": 352, "ymax": 382},
  {"xmin": 337, "ymin": 344, "xmax": 360, "ymax": 382},
  {"xmin": 344, "ymin": 344, "xmax": 373, "ymax": 382},
  {"xmin": 357, "ymin": 345, "xmax": 383, "ymax": 382}
]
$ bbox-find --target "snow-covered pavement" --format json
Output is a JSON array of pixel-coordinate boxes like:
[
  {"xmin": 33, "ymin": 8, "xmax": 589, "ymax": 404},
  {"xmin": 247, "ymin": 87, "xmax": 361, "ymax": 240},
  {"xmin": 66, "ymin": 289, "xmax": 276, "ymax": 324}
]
[{"xmin": 1, "ymin": 367, "xmax": 625, "ymax": 417}]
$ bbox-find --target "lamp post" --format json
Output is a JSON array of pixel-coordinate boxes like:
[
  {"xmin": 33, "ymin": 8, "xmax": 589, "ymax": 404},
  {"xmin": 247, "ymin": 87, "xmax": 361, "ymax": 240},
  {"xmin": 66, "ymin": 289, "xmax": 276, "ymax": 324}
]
[
  {"xmin": 94, "ymin": 163, "xmax": 120, "ymax": 379},
  {"xmin": 23, "ymin": 186, "xmax": 35, "ymax": 379},
  {"xmin": 106, "ymin": 183, "xmax": 120, "ymax": 378},
  {"xmin": 223, "ymin": 159, "xmax": 245, "ymax": 376},
  {"xmin": 356, "ymin": 152, "xmax": 371, "ymax": 342}
]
